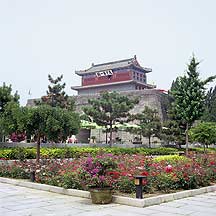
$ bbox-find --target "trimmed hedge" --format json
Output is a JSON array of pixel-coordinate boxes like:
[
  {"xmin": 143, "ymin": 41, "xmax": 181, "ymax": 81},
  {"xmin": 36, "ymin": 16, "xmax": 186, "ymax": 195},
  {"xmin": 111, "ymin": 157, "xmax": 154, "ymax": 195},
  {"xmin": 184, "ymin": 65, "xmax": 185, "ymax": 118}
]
[
  {"xmin": 0, "ymin": 147, "xmax": 181, "ymax": 160},
  {"xmin": 153, "ymin": 155, "xmax": 191, "ymax": 163},
  {"xmin": 0, "ymin": 146, "xmax": 214, "ymax": 160},
  {"xmin": 189, "ymin": 147, "xmax": 216, "ymax": 153}
]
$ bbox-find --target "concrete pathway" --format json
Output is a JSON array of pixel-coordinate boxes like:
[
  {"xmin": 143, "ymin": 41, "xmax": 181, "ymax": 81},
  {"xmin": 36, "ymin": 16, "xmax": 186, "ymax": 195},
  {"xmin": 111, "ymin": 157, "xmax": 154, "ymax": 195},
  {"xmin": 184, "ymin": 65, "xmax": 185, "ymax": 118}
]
[{"xmin": 0, "ymin": 182, "xmax": 215, "ymax": 216}]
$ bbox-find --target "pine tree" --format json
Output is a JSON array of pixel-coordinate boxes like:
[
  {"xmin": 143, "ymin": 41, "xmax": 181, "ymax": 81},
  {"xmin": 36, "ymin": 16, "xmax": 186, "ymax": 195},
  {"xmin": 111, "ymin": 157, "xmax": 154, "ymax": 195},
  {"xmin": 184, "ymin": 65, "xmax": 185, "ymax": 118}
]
[
  {"xmin": 161, "ymin": 120, "xmax": 185, "ymax": 148},
  {"xmin": 202, "ymin": 86, "xmax": 216, "ymax": 122},
  {"xmin": 83, "ymin": 91, "xmax": 139, "ymax": 147},
  {"xmin": 41, "ymin": 75, "xmax": 74, "ymax": 110},
  {"xmin": 163, "ymin": 78, "xmax": 186, "ymax": 148},
  {"xmin": 130, "ymin": 106, "xmax": 162, "ymax": 148},
  {"xmin": 170, "ymin": 56, "xmax": 216, "ymax": 155}
]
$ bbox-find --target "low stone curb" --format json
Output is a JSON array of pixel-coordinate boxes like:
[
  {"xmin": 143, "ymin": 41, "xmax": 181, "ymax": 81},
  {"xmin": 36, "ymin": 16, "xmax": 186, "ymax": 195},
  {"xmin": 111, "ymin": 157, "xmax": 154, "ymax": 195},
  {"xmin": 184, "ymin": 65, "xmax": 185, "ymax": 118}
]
[{"xmin": 0, "ymin": 177, "xmax": 215, "ymax": 208}]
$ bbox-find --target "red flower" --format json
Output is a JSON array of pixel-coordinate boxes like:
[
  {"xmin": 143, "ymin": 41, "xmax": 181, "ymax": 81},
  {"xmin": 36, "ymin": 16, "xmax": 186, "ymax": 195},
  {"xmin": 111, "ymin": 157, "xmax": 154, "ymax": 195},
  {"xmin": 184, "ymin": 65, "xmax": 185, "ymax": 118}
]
[
  {"xmin": 165, "ymin": 165, "xmax": 173, "ymax": 173},
  {"xmin": 142, "ymin": 179, "xmax": 147, "ymax": 185},
  {"xmin": 141, "ymin": 171, "xmax": 149, "ymax": 176},
  {"xmin": 107, "ymin": 171, "xmax": 120, "ymax": 179},
  {"xmin": 183, "ymin": 173, "xmax": 188, "ymax": 177}
]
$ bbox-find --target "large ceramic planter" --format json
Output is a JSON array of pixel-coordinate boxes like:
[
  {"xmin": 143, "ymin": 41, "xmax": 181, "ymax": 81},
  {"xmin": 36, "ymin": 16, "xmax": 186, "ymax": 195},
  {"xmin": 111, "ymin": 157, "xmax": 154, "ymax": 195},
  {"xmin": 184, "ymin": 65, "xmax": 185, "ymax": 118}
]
[{"xmin": 89, "ymin": 188, "xmax": 112, "ymax": 204}]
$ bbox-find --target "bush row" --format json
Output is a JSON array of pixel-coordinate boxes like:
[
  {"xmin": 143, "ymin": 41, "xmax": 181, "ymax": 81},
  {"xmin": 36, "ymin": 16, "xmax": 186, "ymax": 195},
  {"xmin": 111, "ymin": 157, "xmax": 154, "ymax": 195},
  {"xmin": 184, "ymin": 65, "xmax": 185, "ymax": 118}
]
[
  {"xmin": 0, "ymin": 146, "xmax": 215, "ymax": 160},
  {"xmin": 0, "ymin": 147, "xmax": 180, "ymax": 160}
]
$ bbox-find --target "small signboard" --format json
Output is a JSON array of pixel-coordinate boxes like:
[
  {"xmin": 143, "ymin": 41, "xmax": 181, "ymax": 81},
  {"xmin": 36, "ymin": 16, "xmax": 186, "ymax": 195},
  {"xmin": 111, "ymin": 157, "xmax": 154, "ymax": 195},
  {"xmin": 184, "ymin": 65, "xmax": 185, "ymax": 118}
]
[{"xmin": 96, "ymin": 70, "xmax": 113, "ymax": 77}]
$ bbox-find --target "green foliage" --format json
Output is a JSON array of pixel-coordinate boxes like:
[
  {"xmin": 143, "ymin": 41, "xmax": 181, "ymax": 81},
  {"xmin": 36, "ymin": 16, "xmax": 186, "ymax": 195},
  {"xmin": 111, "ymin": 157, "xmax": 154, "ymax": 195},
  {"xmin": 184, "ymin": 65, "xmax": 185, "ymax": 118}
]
[
  {"xmin": 1, "ymin": 102, "xmax": 29, "ymax": 137},
  {"xmin": 40, "ymin": 74, "xmax": 75, "ymax": 110},
  {"xmin": 202, "ymin": 86, "xmax": 216, "ymax": 122},
  {"xmin": 25, "ymin": 105, "xmax": 80, "ymax": 161},
  {"xmin": 188, "ymin": 147, "xmax": 216, "ymax": 153},
  {"xmin": 189, "ymin": 122, "xmax": 216, "ymax": 147},
  {"xmin": 116, "ymin": 176, "xmax": 136, "ymax": 193},
  {"xmin": 0, "ymin": 82, "xmax": 19, "ymax": 113},
  {"xmin": 0, "ymin": 164, "xmax": 29, "ymax": 179},
  {"xmin": 170, "ymin": 55, "xmax": 216, "ymax": 153},
  {"xmin": 26, "ymin": 105, "xmax": 80, "ymax": 143},
  {"xmin": 153, "ymin": 155, "xmax": 190, "ymax": 164},
  {"xmin": 163, "ymin": 79, "xmax": 186, "ymax": 147},
  {"xmin": 155, "ymin": 173, "xmax": 178, "ymax": 192},
  {"xmin": 0, "ymin": 148, "xmax": 35, "ymax": 160},
  {"xmin": 161, "ymin": 120, "xmax": 185, "ymax": 147},
  {"xmin": 0, "ymin": 147, "xmax": 182, "ymax": 160},
  {"xmin": 130, "ymin": 106, "xmax": 162, "ymax": 148},
  {"xmin": 83, "ymin": 91, "xmax": 139, "ymax": 146},
  {"xmin": 170, "ymin": 56, "xmax": 213, "ymax": 124},
  {"xmin": 58, "ymin": 172, "xmax": 82, "ymax": 189},
  {"xmin": 0, "ymin": 83, "xmax": 20, "ymax": 139}
]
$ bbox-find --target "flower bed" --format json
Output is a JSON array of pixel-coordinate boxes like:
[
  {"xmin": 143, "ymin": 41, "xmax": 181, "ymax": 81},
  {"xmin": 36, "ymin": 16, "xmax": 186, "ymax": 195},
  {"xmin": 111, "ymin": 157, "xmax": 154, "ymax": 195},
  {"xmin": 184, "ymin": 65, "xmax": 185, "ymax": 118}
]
[{"xmin": 0, "ymin": 153, "xmax": 215, "ymax": 195}]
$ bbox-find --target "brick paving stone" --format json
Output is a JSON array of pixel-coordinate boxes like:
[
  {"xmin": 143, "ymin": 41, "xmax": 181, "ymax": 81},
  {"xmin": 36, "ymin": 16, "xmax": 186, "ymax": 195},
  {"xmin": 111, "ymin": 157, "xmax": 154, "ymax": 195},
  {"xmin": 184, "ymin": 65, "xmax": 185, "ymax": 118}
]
[
  {"xmin": 144, "ymin": 205, "xmax": 194, "ymax": 215},
  {"xmin": 0, "ymin": 182, "xmax": 215, "ymax": 216}
]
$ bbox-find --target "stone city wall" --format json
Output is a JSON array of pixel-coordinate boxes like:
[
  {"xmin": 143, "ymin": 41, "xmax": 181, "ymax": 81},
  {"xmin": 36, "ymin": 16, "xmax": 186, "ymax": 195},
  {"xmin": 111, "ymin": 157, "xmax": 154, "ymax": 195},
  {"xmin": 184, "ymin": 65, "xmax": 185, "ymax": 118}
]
[
  {"xmin": 73, "ymin": 89, "xmax": 168, "ymax": 120},
  {"xmin": 26, "ymin": 89, "xmax": 169, "ymax": 145},
  {"xmin": 73, "ymin": 89, "xmax": 169, "ymax": 145}
]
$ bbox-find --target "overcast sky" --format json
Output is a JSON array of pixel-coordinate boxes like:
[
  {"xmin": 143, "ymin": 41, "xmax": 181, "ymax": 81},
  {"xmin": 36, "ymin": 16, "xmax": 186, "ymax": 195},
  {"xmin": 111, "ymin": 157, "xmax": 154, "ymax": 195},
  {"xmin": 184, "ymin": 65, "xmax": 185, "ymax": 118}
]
[{"xmin": 0, "ymin": 0, "xmax": 215, "ymax": 105}]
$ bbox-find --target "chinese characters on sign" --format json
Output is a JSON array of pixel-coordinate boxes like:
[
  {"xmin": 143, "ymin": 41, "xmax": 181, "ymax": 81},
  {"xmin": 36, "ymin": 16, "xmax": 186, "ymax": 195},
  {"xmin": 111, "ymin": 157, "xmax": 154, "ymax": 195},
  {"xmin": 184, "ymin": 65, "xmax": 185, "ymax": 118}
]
[{"xmin": 96, "ymin": 70, "xmax": 113, "ymax": 77}]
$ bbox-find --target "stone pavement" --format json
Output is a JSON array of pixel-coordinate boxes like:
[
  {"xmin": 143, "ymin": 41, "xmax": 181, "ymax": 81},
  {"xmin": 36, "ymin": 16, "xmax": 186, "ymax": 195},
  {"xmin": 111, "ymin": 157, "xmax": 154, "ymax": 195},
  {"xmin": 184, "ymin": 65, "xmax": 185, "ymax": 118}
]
[{"xmin": 0, "ymin": 182, "xmax": 215, "ymax": 216}]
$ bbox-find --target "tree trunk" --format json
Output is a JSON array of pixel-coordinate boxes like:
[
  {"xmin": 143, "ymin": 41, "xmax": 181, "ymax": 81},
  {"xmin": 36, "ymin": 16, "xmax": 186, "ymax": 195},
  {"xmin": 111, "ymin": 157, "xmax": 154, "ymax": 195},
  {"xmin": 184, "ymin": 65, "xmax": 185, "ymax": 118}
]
[
  {"xmin": 185, "ymin": 123, "xmax": 189, "ymax": 156},
  {"xmin": 109, "ymin": 123, "xmax": 113, "ymax": 147},
  {"xmin": 139, "ymin": 134, "xmax": 142, "ymax": 142},
  {"xmin": 36, "ymin": 133, "xmax": 41, "ymax": 163},
  {"xmin": 148, "ymin": 136, "xmax": 151, "ymax": 148},
  {"xmin": 105, "ymin": 128, "xmax": 108, "ymax": 144},
  {"xmin": 203, "ymin": 144, "xmax": 206, "ymax": 154}
]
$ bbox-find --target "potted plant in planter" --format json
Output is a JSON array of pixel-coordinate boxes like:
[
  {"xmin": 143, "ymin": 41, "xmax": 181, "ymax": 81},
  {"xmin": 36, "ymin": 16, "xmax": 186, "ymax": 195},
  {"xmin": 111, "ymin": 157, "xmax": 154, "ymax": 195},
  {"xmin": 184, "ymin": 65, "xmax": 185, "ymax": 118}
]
[{"xmin": 79, "ymin": 154, "xmax": 117, "ymax": 204}]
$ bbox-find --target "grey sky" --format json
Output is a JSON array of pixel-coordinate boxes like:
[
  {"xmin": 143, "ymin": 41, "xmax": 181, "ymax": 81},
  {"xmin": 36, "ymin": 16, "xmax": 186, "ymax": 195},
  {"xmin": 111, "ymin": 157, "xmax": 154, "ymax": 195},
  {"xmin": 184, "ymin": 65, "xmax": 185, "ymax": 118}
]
[{"xmin": 0, "ymin": 0, "xmax": 215, "ymax": 105}]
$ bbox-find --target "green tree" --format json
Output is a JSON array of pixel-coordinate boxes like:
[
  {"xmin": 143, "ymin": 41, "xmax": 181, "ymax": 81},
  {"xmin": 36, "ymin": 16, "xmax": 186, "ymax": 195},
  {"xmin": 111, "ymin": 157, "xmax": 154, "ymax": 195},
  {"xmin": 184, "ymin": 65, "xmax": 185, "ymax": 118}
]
[
  {"xmin": 83, "ymin": 91, "xmax": 138, "ymax": 147},
  {"xmin": 130, "ymin": 106, "xmax": 162, "ymax": 148},
  {"xmin": 0, "ymin": 83, "xmax": 19, "ymax": 113},
  {"xmin": 170, "ymin": 56, "xmax": 216, "ymax": 155},
  {"xmin": 202, "ymin": 86, "xmax": 216, "ymax": 122},
  {"xmin": 162, "ymin": 79, "xmax": 186, "ymax": 148},
  {"xmin": 40, "ymin": 74, "xmax": 75, "ymax": 110},
  {"xmin": 0, "ymin": 82, "xmax": 21, "ymax": 140},
  {"xmin": 161, "ymin": 120, "xmax": 185, "ymax": 148},
  {"xmin": 189, "ymin": 122, "xmax": 216, "ymax": 152},
  {"xmin": 26, "ymin": 105, "xmax": 80, "ymax": 162},
  {"xmin": 1, "ymin": 102, "xmax": 29, "ymax": 136}
]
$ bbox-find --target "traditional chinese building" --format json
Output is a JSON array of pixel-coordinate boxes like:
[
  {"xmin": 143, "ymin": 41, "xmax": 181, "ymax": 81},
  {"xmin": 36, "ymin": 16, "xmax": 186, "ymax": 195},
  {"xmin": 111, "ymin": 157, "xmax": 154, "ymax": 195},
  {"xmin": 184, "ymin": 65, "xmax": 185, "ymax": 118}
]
[
  {"xmin": 71, "ymin": 55, "xmax": 155, "ymax": 95},
  {"xmin": 26, "ymin": 56, "xmax": 168, "ymax": 145}
]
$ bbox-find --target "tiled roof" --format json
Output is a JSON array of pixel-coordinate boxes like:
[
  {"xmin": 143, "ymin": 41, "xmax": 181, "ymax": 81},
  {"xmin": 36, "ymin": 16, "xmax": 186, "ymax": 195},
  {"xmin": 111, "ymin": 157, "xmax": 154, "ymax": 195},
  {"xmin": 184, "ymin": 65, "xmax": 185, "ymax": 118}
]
[{"xmin": 75, "ymin": 56, "xmax": 151, "ymax": 75}]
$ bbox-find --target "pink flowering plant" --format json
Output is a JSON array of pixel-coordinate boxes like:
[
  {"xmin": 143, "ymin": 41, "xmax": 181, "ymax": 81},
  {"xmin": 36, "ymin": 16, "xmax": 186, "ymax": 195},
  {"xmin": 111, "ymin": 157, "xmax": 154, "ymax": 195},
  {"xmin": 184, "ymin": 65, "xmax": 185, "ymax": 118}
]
[
  {"xmin": 78, "ymin": 154, "xmax": 117, "ymax": 189},
  {"xmin": 0, "ymin": 152, "xmax": 215, "ymax": 194}
]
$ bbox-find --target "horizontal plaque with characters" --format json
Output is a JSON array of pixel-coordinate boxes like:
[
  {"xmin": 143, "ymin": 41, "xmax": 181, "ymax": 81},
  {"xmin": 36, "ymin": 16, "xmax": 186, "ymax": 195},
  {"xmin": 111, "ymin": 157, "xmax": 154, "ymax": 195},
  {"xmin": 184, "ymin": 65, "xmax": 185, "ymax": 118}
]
[{"xmin": 96, "ymin": 70, "xmax": 113, "ymax": 77}]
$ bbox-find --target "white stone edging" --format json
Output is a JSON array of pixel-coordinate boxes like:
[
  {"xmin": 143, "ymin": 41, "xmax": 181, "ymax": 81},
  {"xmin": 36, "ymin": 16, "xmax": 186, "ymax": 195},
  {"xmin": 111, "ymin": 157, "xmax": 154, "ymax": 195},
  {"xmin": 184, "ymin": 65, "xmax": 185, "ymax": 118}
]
[{"xmin": 0, "ymin": 177, "xmax": 215, "ymax": 208}]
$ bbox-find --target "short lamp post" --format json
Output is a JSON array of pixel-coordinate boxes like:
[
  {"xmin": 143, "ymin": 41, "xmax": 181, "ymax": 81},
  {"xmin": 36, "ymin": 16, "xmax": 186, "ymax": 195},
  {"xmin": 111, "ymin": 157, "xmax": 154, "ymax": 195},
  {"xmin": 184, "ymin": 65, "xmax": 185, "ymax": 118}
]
[
  {"xmin": 30, "ymin": 170, "xmax": 36, "ymax": 182},
  {"xmin": 134, "ymin": 175, "xmax": 146, "ymax": 199}
]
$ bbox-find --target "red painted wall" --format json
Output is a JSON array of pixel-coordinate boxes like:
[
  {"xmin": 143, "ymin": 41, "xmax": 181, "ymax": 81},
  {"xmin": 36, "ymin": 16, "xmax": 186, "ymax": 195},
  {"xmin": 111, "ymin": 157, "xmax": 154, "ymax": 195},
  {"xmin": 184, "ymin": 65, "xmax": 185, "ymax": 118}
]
[{"xmin": 82, "ymin": 70, "xmax": 132, "ymax": 86}]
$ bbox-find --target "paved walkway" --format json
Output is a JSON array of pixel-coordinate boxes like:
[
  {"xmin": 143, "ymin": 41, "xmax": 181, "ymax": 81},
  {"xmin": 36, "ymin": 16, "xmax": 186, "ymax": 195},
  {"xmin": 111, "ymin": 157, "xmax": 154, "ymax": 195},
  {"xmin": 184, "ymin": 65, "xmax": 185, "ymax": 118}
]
[{"xmin": 0, "ymin": 182, "xmax": 215, "ymax": 216}]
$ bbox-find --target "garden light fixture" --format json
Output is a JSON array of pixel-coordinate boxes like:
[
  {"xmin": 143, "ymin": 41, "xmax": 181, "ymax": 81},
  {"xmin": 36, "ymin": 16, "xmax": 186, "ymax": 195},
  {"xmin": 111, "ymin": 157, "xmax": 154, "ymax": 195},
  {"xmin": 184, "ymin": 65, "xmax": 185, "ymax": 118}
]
[
  {"xmin": 134, "ymin": 175, "xmax": 146, "ymax": 199},
  {"xmin": 30, "ymin": 170, "xmax": 35, "ymax": 182}
]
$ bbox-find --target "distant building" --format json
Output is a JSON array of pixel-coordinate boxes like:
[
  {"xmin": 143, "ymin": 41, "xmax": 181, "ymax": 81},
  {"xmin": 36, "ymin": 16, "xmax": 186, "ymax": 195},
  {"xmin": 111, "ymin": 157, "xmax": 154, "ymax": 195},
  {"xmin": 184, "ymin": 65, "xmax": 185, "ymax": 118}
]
[
  {"xmin": 27, "ymin": 56, "xmax": 169, "ymax": 145},
  {"xmin": 71, "ymin": 55, "xmax": 155, "ymax": 95}
]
